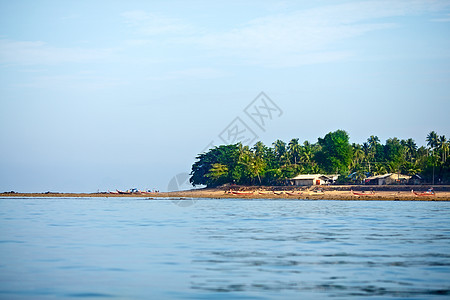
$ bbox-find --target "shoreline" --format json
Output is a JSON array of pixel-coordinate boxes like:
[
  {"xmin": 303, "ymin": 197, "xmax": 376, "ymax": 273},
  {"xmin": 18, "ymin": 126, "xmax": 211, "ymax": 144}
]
[{"xmin": 2, "ymin": 185, "xmax": 450, "ymax": 201}]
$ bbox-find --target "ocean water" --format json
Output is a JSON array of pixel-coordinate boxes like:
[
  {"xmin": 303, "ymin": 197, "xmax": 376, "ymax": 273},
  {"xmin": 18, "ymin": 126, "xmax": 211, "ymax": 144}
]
[{"xmin": 0, "ymin": 197, "xmax": 449, "ymax": 299}]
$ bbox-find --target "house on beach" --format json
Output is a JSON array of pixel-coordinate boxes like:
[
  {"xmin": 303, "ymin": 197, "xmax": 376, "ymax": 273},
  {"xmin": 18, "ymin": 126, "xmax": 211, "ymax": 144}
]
[
  {"xmin": 365, "ymin": 173, "xmax": 411, "ymax": 185},
  {"xmin": 290, "ymin": 174, "xmax": 339, "ymax": 186}
]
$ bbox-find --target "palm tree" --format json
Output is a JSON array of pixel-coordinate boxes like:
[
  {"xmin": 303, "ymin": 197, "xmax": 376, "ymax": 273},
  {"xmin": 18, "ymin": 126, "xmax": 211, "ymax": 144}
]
[
  {"xmin": 300, "ymin": 141, "xmax": 313, "ymax": 164},
  {"xmin": 237, "ymin": 143, "xmax": 250, "ymax": 157},
  {"xmin": 372, "ymin": 163, "xmax": 387, "ymax": 176},
  {"xmin": 367, "ymin": 135, "xmax": 380, "ymax": 164},
  {"xmin": 287, "ymin": 138, "xmax": 301, "ymax": 165},
  {"xmin": 352, "ymin": 143, "xmax": 365, "ymax": 168},
  {"xmin": 272, "ymin": 139, "xmax": 287, "ymax": 166},
  {"xmin": 405, "ymin": 138, "xmax": 417, "ymax": 162},
  {"xmin": 444, "ymin": 141, "xmax": 449, "ymax": 163},
  {"xmin": 253, "ymin": 141, "xmax": 266, "ymax": 159},
  {"xmin": 438, "ymin": 135, "xmax": 448, "ymax": 163},
  {"xmin": 368, "ymin": 135, "xmax": 380, "ymax": 149},
  {"xmin": 238, "ymin": 149, "xmax": 265, "ymax": 185},
  {"xmin": 426, "ymin": 131, "xmax": 439, "ymax": 150},
  {"xmin": 362, "ymin": 142, "xmax": 372, "ymax": 173}
]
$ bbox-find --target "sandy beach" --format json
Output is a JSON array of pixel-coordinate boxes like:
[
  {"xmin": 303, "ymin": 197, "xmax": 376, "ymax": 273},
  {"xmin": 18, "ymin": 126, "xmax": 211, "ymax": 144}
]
[{"xmin": 2, "ymin": 185, "xmax": 449, "ymax": 201}]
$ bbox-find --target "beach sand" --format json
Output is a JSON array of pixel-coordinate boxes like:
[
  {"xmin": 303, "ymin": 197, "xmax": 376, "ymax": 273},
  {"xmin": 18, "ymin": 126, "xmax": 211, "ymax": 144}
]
[{"xmin": 2, "ymin": 186, "xmax": 449, "ymax": 201}]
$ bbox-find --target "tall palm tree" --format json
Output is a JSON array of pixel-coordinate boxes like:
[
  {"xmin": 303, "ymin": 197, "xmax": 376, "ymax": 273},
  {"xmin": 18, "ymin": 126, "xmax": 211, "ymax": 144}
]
[
  {"xmin": 239, "ymin": 149, "xmax": 265, "ymax": 185},
  {"xmin": 287, "ymin": 138, "xmax": 300, "ymax": 165},
  {"xmin": 368, "ymin": 135, "xmax": 380, "ymax": 149},
  {"xmin": 253, "ymin": 141, "xmax": 266, "ymax": 159},
  {"xmin": 352, "ymin": 145, "xmax": 365, "ymax": 167},
  {"xmin": 426, "ymin": 131, "xmax": 439, "ymax": 150},
  {"xmin": 367, "ymin": 135, "xmax": 380, "ymax": 163},
  {"xmin": 272, "ymin": 139, "xmax": 287, "ymax": 166},
  {"xmin": 300, "ymin": 141, "xmax": 313, "ymax": 164},
  {"xmin": 405, "ymin": 138, "xmax": 417, "ymax": 162},
  {"xmin": 362, "ymin": 142, "xmax": 372, "ymax": 173},
  {"xmin": 438, "ymin": 135, "xmax": 448, "ymax": 163},
  {"xmin": 444, "ymin": 142, "xmax": 450, "ymax": 163},
  {"xmin": 362, "ymin": 142, "xmax": 370, "ymax": 158}
]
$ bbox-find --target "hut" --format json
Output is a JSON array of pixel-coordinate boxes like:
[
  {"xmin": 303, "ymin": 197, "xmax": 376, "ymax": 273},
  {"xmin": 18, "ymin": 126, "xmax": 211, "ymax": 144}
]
[
  {"xmin": 290, "ymin": 174, "xmax": 339, "ymax": 186},
  {"xmin": 365, "ymin": 173, "xmax": 411, "ymax": 185},
  {"xmin": 408, "ymin": 174, "xmax": 424, "ymax": 185}
]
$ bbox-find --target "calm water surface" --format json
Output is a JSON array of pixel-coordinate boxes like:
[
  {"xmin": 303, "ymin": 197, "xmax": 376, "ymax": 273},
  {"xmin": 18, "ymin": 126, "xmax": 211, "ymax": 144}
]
[{"xmin": 0, "ymin": 197, "xmax": 449, "ymax": 299}]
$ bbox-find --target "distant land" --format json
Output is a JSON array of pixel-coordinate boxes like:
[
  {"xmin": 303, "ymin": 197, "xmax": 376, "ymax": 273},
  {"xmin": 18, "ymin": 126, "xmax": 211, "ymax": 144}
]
[
  {"xmin": 190, "ymin": 130, "xmax": 449, "ymax": 188},
  {"xmin": 2, "ymin": 185, "xmax": 450, "ymax": 201}
]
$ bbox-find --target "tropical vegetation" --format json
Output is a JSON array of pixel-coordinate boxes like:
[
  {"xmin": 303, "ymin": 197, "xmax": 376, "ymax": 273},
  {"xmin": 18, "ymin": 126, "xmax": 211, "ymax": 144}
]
[{"xmin": 190, "ymin": 130, "xmax": 450, "ymax": 187}]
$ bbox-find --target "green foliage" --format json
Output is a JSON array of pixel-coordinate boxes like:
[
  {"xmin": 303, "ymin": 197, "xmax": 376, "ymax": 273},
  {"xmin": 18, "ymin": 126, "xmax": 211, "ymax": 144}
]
[
  {"xmin": 190, "ymin": 144, "xmax": 239, "ymax": 186},
  {"xmin": 384, "ymin": 138, "xmax": 406, "ymax": 171},
  {"xmin": 206, "ymin": 163, "xmax": 229, "ymax": 184},
  {"xmin": 315, "ymin": 130, "xmax": 352, "ymax": 173},
  {"xmin": 189, "ymin": 130, "xmax": 450, "ymax": 187}
]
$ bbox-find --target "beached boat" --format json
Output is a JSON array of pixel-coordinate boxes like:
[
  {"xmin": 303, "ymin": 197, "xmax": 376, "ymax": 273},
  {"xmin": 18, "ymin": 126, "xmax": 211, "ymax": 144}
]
[
  {"xmin": 117, "ymin": 190, "xmax": 132, "ymax": 195},
  {"xmin": 286, "ymin": 191, "xmax": 303, "ymax": 196},
  {"xmin": 351, "ymin": 190, "xmax": 375, "ymax": 196},
  {"xmin": 411, "ymin": 189, "xmax": 435, "ymax": 196},
  {"xmin": 273, "ymin": 191, "xmax": 285, "ymax": 195},
  {"xmin": 108, "ymin": 190, "xmax": 119, "ymax": 194},
  {"xmin": 231, "ymin": 191, "xmax": 254, "ymax": 195},
  {"xmin": 258, "ymin": 191, "xmax": 273, "ymax": 195}
]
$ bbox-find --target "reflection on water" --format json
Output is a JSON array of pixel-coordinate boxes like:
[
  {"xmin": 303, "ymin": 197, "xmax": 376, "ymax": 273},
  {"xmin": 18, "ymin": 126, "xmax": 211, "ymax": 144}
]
[{"xmin": 0, "ymin": 198, "xmax": 449, "ymax": 299}]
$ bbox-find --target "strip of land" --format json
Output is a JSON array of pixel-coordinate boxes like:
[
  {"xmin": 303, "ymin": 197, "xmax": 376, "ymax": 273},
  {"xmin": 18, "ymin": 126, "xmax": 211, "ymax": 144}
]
[{"xmin": 2, "ymin": 186, "xmax": 449, "ymax": 201}]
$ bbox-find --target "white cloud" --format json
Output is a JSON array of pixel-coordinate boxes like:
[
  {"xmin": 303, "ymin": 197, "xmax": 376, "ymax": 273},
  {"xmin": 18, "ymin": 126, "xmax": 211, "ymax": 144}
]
[
  {"xmin": 0, "ymin": 39, "xmax": 115, "ymax": 65},
  {"xmin": 2, "ymin": 1, "xmax": 449, "ymax": 68},
  {"xmin": 187, "ymin": 0, "xmax": 450, "ymax": 67},
  {"xmin": 194, "ymin": 18, "xmax": 394, "ymax": 66}
]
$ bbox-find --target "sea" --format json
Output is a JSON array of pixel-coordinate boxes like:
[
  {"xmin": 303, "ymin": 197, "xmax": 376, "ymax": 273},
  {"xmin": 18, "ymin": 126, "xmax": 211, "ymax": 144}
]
[{"xmin": 0, "ymin": 197, "xmax": 449, "ymax": 299}]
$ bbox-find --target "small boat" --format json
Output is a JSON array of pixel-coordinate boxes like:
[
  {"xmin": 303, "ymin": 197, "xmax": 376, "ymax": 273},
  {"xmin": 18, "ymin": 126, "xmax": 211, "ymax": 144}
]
[
  {"xmin": 231, "ymin": 191, "xmax": 254, "ymax": 195},
  {"xmin": 286, "ymin": 191, "xmax": 303, "ymax": 196},
  {"xmin": 273, "ymin": 191, "xmax": 285, "ymax": 195},
  {"xmin": 351, "ymin": 190, "xmax": 375, "ymax": 196},
  {"xmin": 109, "ymin": 190, "xmax": 119, "ymax": 194},
  {"xmin": 411, "ymin": 189, "xmax": 435, "ymax": 196},
  {"xmin": 258, "ymin": 191, "xmax": 272, "ymax": 195},
  {"xmin": 117, "ymin": 190, "xmax": 132, "ymax": 195}
]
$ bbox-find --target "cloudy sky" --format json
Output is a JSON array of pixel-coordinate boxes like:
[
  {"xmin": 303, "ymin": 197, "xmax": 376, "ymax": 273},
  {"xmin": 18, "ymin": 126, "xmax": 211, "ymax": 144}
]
[{"xmin": 1, "ymin": 0, "xmax": 449, "ymax": 192}]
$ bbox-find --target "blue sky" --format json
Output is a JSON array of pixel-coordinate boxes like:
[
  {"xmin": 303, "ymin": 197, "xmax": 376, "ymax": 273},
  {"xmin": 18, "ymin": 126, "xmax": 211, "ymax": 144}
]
[{"xmin": 1, "ymin": 0, "xmax": 449, "ymax": 192}]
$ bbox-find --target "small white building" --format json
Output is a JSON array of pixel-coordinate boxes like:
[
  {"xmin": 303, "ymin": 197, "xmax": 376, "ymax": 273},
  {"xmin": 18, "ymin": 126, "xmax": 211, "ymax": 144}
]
[{"xmin": 290, "ymin": 174, "xmax": 339, "ymax": 186}]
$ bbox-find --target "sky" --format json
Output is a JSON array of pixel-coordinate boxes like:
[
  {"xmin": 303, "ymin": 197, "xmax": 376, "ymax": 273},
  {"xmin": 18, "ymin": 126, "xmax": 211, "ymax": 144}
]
[{"xmin": 1, "ymin": 0, "xmax": 449, "ymax": 192}]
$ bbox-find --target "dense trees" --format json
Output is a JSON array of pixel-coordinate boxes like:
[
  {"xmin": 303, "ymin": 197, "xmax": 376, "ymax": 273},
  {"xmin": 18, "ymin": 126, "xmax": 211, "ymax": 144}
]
[
  {"xmin": 190, "ymin": 130, "xmax": 450, "ymax": 187},
  {"xmin": 315, "ymin": 130, "xmax": 352, "ymax": 174},
  {"xmin": 190, "ymin": 144, "xmax": 240, "ymax": 187}
]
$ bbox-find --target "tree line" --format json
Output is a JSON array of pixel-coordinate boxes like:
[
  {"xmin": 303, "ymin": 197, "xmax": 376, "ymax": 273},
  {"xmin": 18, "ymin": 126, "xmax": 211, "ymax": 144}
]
[{"xmin": 190, "ymin": 130, "xmax": 450, "ymax": 187}]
